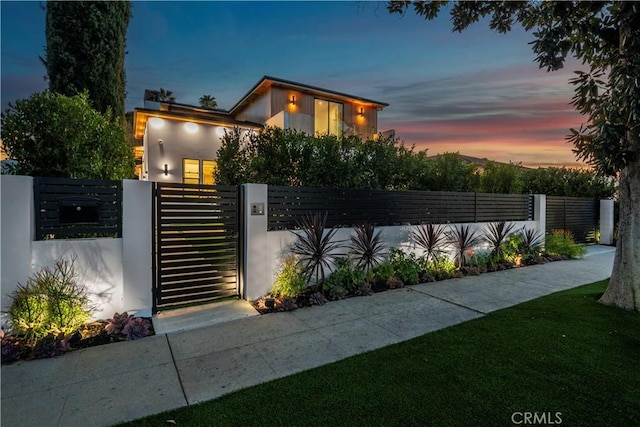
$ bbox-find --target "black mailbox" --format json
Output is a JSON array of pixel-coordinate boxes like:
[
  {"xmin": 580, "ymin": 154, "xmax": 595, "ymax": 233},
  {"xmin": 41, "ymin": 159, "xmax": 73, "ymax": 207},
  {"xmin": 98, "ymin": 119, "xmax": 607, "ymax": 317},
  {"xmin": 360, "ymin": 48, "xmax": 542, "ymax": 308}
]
[{"xmin": 58, "ymin": 196, "xmax": 101, "ymax": 224}]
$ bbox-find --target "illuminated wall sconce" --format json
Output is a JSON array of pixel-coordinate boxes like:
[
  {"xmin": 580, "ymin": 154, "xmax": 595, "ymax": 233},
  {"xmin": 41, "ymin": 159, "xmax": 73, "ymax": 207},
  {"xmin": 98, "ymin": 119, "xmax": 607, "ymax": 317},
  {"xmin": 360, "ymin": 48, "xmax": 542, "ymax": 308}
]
[
  {"xmin": 149, "ymin": 117, "xmax": 165, "ymax": 129},
  {"xmin": 359, "ymin": 107, "xmax": 364, "ymax": 117},
  {"xmin": 184, "ymin": 122, "xmax": 199, "ymax": 133},
  {"xmin": 290, "ymin": 95, "xmax": 296, "ymax": 106},
  {"xmin": 164, "ymin": 164, "xmax": 168, "ymax": 176}
]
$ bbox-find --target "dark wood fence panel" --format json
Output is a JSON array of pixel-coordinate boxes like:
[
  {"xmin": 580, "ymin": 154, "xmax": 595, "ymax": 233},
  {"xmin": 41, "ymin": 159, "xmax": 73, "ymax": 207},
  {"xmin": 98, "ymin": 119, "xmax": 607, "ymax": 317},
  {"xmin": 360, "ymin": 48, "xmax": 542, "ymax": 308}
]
[
  {"xmin": 153, "ymin": 183, "xmax": 239, "ymax": 311},
  {"xmin": 268, "ymin": 186, "xmax": 533, "ymax": 230},
  {"xmin": 546, "ymin": 196, "xmax": 599, "ymax": 243},
  {"xmin": 34, "ymin": 177, "xmax": 122, "ymax": 240}
]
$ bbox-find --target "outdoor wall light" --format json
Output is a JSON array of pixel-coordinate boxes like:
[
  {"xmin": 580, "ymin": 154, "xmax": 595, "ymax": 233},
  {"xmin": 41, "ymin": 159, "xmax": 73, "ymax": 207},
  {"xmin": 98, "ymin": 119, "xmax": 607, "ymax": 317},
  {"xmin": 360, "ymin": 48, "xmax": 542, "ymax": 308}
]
[
  {"xmin": 184, "ymin": 122, "xmax": 199, "ymax": 134},
  {"xmin": 164, "ymin": 164, "xmax": 168, "ymax": 176},
  {"xmin": 149, "ymin": 117, "xmax": 165, "ymax": 129},
  {"xmin": 291, "ymin": 95, "xmax": 296, "ymax": 105},
  {"xmin": 359, "ymin": 107, "xmax": 364, "ymax": 117}
]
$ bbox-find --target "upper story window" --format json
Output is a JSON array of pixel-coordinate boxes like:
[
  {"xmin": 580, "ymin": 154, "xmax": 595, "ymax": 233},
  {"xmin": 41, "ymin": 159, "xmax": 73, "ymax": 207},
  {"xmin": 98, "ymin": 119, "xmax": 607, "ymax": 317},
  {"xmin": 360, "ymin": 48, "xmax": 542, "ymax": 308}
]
[{"xmin": 314, "ymin": 99, "xmax": 343, "ymax": 137}]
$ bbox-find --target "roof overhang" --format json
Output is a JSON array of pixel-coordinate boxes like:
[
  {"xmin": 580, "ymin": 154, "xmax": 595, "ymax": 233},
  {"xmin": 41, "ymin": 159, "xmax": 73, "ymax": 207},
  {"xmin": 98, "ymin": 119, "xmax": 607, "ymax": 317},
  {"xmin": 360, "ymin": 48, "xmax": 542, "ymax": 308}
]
[
  {"xmin": 133, "ymin": 108, "xmax": 263, "ymax": 139},
  {"xmin": 229, "ymin": 75, "xmax": 389, "ymax": 115}
]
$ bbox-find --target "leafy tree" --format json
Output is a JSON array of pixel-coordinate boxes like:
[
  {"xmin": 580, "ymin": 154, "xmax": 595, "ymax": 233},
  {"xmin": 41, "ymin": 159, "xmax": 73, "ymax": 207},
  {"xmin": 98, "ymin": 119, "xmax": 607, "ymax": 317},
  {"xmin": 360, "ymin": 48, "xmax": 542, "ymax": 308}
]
[
  {"xmin": 389, "ymin": 1, "xmax": 640, "ymax": 311},
  {"xmin": 1, "ymin": 91, "xmax": 134, "ymax": 180},
  {"xmin": 404, "ymin": 149, "xmax": 433, "ymax": 190},
  {"xmin": 522, "ymin": 167, "xmax": 570, "ymax": 197},
  {"xmin": 215, "ymin": 127, "xmax": 419, "ymax": 189},
  {"xmin": 480, "ymin": 161, "xmax": 525, "ymax": 194},
  {"xmin": 425, "ymin": 153, "xmax": 480, "ymax": 192},
  {"xmin": 42, "ymin": 1, "xmax": 131, "ymax": 121},
  {"xmin": 245, "ymin": 127, "xmax": 308, "ymax": 186},
  {"xmin": 199, "ymin": 94, "xmax": 218, "ymax": 109},
  {"xmin": 214, "ymin": 128, "xmax": 251, "ymax": 185},
  {"xmin": 156, "ymin": 88, "xmax": 175, "ymax": 103},
  {"xmin": 523, "ymin": 167, "xmax": 616, "ymax": 198}
]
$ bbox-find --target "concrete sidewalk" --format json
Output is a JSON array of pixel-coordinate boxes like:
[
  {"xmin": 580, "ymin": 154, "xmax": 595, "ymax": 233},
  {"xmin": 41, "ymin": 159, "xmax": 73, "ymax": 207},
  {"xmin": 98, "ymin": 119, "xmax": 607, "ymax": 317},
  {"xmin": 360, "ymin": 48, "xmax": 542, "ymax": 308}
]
[{"xmin": 1, "ymin": 246, "xmax": 615, "ymax": 427}]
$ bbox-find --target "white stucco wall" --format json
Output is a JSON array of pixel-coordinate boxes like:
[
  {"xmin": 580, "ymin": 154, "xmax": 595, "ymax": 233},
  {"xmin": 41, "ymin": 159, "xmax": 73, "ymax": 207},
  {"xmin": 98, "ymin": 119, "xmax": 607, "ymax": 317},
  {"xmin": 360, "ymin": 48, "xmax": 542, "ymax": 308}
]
[
  {"xmin": 144, "ymin": 119, "xmax": 224, "ymax": 182},
  {"xmin": 1, "ymin": 175, "xmax": 35, "ymax": 325},
  {"xmin": 142, "ymin": 118, "xmax": 262, "ymax": 183},
  {"xmin": 0, "ymin": 176, "xmax": 154, "ymax": 327},
  {"xmin": 122, "ymin": 180, "xmax": 153, "ymax": 317},
  {"xmin": 31, "ymin": 239, "xmax": 125, "ymax": 321},
  {"xmin": 599, "ymin": 199, "xmax": 615, "ymax": 245},
  {"xmin": 247, "ymin": 221, "xmax": 538, "ymax": 301}
]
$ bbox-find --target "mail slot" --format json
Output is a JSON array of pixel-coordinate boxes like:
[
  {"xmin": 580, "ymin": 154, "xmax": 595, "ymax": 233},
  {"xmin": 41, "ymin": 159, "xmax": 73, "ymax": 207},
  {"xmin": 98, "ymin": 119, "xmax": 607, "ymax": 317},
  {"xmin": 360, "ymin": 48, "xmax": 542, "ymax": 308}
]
[{"xmin": 58, "ymin": 197, "xmax": 101, "ymax": 224}]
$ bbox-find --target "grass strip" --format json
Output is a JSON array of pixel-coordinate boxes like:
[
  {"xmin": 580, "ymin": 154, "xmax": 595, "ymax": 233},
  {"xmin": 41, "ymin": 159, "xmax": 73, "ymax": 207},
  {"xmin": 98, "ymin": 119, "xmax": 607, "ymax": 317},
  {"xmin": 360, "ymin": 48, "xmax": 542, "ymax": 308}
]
[{"xmin": 122, "ymin": 280, "xmax": 640, "ymax": 426}]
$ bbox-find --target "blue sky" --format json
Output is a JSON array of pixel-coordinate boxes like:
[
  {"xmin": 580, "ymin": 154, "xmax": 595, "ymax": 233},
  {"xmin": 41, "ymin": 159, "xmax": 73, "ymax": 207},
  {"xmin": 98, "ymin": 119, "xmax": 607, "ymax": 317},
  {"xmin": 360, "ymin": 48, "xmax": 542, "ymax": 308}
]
[{"xmin": 1, "ymin": 1, "xmax": 586, "ymax": 167}]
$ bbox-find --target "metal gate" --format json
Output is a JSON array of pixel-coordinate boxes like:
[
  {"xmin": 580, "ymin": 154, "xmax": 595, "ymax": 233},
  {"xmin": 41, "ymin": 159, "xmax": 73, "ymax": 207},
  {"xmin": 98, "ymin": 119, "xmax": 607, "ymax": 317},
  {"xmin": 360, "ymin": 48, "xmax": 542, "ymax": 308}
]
[
  {"xmin": 152, "ymin": 183, "xmax": 240, "ymax": 312},
  {"xmin": 546, "ymin": 196, "xmax": 599, "ymax": 243}
]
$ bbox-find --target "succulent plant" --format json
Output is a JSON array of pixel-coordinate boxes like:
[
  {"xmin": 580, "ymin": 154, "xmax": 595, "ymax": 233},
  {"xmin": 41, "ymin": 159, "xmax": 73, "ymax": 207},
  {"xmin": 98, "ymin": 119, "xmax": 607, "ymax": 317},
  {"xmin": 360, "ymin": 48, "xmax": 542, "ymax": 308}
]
[
  {"xmin": 355, "ymin": 282, "xmax": 373, "ymax": 296},
  {"xmin": 386, "ymin": 276, "xmax": 404, "ymax": 289},
  {"xmin": 327, "ymin": 285, "xmax": 348, "ymax": 301},
  {"xmin": 122, "ymin": 317, "xmax": 151, "ymax": 341},
  {"xmin": 309, "ymin": 291, "xmax": 328, "ymax": 306},
  {"xmin": 412, "ymin": 223, "xmax": 447, "ymax": 264},
  {"xmin": 105, "ymin": 312, "xmax": 132, "ymax": 336},
  {"xmin": 277, "ymin": 296, "xmax": 298, "ymax": 311},
  {"xmin": 1, "ymin": 337, "xmax": 20, "ymax": 364},
  {"xmin": 349, "ymin": 223, "xmax": 385, "ymax": 272},
  {"xmin": 447, "ymin": 225, "xmax": 483, "ymax": 268},
  {"xmin": 32, "ymin": 333, "xmax": 68, "ymax": 359},
  {"xmin": 483, "ymin": 221, "xmax": 516, "ymax": 261},
  {"xmin": 291, "ymin": 212, "xmax": 341, "ymax": 286}
]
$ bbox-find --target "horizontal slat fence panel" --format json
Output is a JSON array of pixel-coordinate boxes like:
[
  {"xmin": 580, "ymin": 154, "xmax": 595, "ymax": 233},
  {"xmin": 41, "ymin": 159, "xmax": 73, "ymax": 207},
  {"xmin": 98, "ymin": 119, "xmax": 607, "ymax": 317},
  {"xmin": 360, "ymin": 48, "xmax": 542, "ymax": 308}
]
[
  {"xmin": 153, "ymin": 183, "xmax": 239, "ymax": 311},
  {"xmin": 268, "ymin": 186, "xmax": 533, "ymax": 230},
  {"xmin": 546, "ymin": 196, "xmax": 598, "ymax": 243},
  {"xmin": 34, "ymin": 177, "xmax": 122, "ymax": 240}
]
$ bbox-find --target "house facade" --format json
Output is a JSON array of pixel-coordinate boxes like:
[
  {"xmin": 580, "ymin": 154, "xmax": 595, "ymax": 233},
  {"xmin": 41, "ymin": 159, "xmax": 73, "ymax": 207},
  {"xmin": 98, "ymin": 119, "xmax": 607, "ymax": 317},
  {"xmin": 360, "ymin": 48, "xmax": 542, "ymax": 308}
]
[{"xmin": 133, "ymin": 76, "xmax": 389, "ymax": 183}]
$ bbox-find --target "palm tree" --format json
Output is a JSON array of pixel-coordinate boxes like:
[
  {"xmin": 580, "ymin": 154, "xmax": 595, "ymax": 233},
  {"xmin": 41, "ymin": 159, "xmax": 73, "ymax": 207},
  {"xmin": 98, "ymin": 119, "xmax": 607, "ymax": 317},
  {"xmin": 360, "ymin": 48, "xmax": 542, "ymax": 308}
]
[
  {"xmin": 157, "ymin": 88, "xmax": 175, "ymax": 103},
  {"xmin": 199, "ymin": 94, "xmax": 218, "ymax": 109}
]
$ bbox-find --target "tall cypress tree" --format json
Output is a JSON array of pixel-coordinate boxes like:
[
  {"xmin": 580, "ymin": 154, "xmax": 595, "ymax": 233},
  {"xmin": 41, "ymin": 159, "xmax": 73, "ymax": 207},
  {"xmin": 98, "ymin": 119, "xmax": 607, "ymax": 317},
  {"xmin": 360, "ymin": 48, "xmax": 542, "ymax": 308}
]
[{"xmin": 42, "ymin": 1, "xmax": 131, "ymax": 121}]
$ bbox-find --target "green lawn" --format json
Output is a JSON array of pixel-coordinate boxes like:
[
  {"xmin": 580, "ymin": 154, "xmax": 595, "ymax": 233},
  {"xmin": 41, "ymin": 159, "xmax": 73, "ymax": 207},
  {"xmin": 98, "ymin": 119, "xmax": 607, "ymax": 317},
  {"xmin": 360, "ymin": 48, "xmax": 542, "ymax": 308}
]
[{"xmin": 123, "ymin": 280, "xmax": 640, "ymax": 426}]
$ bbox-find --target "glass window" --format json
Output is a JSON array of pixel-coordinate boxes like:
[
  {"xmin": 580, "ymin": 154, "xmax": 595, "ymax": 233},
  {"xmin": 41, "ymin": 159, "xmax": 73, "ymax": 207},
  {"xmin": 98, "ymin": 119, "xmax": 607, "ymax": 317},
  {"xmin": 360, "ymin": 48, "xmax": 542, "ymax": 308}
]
[
  {"xmin": 182, "ymin": 158, "xmax": 200, "ymax": 184},
  {"xmin": 314, "ymin": 99, "xmax": 343, "ymax": 137},
  {"xmin": 202, "ymin": 160, "xmax": 217, "ymax": 185}
]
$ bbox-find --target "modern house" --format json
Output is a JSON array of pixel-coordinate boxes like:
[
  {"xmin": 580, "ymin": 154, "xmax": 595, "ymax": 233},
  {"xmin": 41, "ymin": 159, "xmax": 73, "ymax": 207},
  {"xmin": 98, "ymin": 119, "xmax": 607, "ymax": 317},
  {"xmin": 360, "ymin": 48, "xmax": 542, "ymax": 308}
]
[{"xmin": 133, "ymin": 76, "xmax": 389, "ymax": 183}]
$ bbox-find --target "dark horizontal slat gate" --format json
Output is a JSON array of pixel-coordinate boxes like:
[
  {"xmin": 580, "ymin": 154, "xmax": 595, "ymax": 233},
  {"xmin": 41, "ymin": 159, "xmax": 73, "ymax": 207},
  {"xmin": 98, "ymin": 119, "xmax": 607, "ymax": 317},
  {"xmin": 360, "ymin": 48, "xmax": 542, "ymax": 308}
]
[
  {"xmin": 546, "ymin": 196, "xmax": 598, "ymax": 243},
  {"xmin": 153, "ymin": 183, "xmax": 239, "ymax": 312}
]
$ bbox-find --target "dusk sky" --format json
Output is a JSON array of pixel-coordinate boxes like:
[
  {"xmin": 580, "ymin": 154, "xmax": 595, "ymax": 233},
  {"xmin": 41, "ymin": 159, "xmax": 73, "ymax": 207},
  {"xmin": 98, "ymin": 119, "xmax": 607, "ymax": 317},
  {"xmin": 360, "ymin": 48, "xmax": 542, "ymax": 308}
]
[{"xmin": 1, "ymin": 1, "xmax": 588, "ymax": 167}]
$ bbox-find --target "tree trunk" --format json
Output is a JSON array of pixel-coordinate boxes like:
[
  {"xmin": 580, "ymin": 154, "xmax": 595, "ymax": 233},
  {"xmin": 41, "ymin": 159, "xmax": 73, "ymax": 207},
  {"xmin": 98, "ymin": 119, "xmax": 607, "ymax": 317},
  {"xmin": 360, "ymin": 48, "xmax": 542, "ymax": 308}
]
[
  {"xmin": 600, "ymin": 5, "xmax": 640, "ymax": 311},
  {"xmin": 599, "ymin": 157, "xmax": 640, "ymax": 311}
]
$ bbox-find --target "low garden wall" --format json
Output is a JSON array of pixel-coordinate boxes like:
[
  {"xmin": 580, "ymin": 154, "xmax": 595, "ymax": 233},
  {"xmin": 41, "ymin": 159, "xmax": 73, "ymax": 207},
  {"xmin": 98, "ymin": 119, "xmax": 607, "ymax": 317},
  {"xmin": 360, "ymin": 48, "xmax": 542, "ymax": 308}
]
[
  {"xmin": 242, "ymin": 183, "xmax": 545, "ymax": 300},
  {"xmin": 0, "ymin": 176, "xmax": 152, "ymax": 327},
  {"xmin": 0, "ymin": 177, "xmax": 614, "ymax": 326}
]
